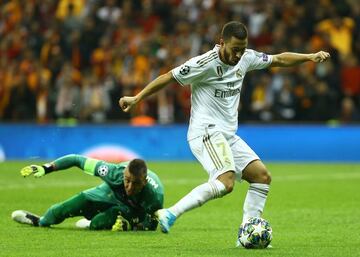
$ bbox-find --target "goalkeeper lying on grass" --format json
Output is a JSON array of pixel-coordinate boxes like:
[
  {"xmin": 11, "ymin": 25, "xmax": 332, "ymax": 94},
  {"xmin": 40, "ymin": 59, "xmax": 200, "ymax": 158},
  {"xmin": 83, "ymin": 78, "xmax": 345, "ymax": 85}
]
[{"xmin": 11, "ymin": 155, "xmax": 164, "ymax": 231}]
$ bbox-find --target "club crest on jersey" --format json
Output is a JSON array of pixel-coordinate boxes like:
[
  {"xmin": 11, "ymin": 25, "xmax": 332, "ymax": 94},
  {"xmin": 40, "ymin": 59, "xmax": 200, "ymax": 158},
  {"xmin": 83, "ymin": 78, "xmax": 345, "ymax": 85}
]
[
  {"xmin": 236, "ymin": 69, "xmax": 243, "ymax": 78},
  {"xmin": 216, "ymin": 66, "xmax": 223, "ymax": 80},
  {"xmin": 98, "ymin": 165, "xmax": 109, "ymax": 176},
  {"xmin": 179, "ymin": 65, "xmax": 190, "ymax": 75}
]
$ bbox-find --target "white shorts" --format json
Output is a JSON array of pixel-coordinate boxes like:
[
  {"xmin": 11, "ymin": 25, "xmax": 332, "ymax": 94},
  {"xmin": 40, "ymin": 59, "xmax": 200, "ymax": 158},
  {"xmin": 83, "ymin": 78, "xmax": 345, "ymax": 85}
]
[{"xmin": 188, "ymin": 130, "xmax": 259, "ymax": 182}]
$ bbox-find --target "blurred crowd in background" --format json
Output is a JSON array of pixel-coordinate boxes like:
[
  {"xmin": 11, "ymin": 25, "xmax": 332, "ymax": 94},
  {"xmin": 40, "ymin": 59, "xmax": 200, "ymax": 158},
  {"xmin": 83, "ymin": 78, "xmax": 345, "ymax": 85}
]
[{"xmin": 0, "ymin": 0, "xmax": 359, "ymax": 125}]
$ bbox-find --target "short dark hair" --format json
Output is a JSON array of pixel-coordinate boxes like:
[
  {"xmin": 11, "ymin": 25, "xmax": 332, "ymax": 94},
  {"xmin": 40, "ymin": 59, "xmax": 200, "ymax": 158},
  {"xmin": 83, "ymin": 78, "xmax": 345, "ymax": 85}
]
[
  {"xmin": 221, "ymin": 21, "xmax": 248, "ymax": 41},
  {"xmin": 128, "ymin": 159, "xmax": 147, "ymax": 177}
]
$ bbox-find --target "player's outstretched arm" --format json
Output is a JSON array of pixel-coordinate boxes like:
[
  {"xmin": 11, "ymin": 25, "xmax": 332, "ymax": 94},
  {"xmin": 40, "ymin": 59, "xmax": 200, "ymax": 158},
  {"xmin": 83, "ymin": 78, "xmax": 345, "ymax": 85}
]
[
  {"xmin": 119, "ymin": 71, "xmax": 175, "ymax": 112},
  {"xmin": 20, "ymin": 154, "xmax": 94, "ymax": 178},
  {"xmin": 270, "ymin": 51, "xmax": 330, "ymax": 67}
]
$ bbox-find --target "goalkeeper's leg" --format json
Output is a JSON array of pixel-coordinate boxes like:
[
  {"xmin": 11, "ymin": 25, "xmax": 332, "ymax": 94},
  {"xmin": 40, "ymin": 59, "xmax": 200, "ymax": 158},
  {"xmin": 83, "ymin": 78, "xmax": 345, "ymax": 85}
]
[{"xmin": 40, "ymin": 192, "xmax": 112, "ymax": 226}]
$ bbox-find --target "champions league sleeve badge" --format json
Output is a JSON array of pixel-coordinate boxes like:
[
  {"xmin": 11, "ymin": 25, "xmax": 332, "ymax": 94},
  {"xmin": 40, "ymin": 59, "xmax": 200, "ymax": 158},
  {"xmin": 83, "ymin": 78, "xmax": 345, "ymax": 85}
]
[
  {"xmin": 179, "ymin": 65, "xmax": 190, "ymax": 75},
  {"xmin": 262, "ymin": 53, "xmax": 269, "ymax": 62},
  {"xmin": 98, "ymin": 165, "xmax": 109, "ymax": 176}
]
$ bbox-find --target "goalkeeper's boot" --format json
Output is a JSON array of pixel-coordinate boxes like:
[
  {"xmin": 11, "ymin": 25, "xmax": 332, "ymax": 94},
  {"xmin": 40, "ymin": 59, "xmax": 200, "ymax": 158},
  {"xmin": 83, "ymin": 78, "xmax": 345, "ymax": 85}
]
[
  {"xmin": 75, "ymin": 218, "xmax": 91, "ymax": 229},
  {"xmin": 11, "ymin": 210, "xmax": 40, "ymax": 226},
  {"xmin": 156, "ymin": 209, "xmax": 176, "ymax": 233}
]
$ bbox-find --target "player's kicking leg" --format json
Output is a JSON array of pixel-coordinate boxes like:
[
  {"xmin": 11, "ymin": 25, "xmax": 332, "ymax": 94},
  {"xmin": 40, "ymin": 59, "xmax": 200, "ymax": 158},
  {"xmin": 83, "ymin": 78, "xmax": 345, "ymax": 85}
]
[
  {"xmin": 155, "ymin": 175, "xmax": 230, "ymax": 234},
  {"xmin": 241, "ymin": 160, "xmax": 271, "ymax": 223},
  {"xmin": 236, "ymin": 159, "xmax": 271, "ymax": 247},
  {"xmin": 156, "ymin": 132, "xmax": 233, "ymax": 233}
]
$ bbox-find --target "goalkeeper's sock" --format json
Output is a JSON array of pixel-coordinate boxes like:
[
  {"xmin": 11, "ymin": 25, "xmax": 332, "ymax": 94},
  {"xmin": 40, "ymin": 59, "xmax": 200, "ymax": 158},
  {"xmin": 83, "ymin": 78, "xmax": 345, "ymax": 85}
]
[
  {"xmin": 39, "ymin": 205, "xmax": 61, "ymax": 226},
  {"xmin": 242, "ymin": 183, "xmax": 269, "ymax": 223},
  {"xmin": 169, "ymin": 180, "xmax": 226, "ymax": 218}
]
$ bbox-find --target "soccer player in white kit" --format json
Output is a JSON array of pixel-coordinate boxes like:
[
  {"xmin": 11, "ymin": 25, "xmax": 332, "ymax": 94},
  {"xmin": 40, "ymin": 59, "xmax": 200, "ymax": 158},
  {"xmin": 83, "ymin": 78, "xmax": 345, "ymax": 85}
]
[{"xmin": 119, "ymin": 21, "xmax": 330, "ymax": 239}]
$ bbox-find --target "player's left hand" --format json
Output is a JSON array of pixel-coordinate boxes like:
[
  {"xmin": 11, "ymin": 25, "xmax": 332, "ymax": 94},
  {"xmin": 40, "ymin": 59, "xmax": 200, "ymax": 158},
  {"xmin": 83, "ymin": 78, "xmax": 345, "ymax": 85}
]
[
  {"xmin": 112, "ymin": 215, "xmax": 131, "ymax": 231},
  {"xmin": 310, "ymin": 51, "xmax": 330, "ymax": 63}
]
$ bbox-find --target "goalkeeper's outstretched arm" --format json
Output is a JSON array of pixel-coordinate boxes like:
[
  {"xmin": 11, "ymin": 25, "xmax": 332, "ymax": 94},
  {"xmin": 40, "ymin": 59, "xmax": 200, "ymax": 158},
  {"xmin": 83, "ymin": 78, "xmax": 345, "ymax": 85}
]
[{"xmin": 20, "ymin": 154, "xmax": 98, "ymax": 178}]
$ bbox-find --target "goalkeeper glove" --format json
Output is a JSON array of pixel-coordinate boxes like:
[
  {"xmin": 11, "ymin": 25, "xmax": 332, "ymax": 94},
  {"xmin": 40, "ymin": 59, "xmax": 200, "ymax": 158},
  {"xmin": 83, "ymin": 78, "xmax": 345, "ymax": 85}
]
[
  {"xmin": 20, "ymin": 165, "xmax": 46, "ymax": 178},
  {"xmin": 112, "ymin": 215, "xmax": 131, "ymax": 231}
]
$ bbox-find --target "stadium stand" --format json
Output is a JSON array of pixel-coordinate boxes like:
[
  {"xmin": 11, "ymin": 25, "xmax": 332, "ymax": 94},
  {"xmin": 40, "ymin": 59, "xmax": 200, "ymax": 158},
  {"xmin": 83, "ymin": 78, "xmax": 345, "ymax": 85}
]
[{"xmin": 1, "ymin": 0, "xmax": 359, "ymax": 124}]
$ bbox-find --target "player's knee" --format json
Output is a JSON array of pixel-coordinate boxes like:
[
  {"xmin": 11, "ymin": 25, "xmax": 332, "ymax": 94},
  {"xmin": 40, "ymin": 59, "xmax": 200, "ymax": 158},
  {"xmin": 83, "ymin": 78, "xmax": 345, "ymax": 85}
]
[{"xmin": 259, "ymin": 168, "xmax": 271, "ymax": 185}]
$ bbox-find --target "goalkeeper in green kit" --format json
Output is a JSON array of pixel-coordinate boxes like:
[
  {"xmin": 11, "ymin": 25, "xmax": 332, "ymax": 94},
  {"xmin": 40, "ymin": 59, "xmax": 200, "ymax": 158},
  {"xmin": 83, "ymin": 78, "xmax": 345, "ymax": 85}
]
[{"xmin": 11, "ymin": 154, "xmax": 164, "ymax": 231}]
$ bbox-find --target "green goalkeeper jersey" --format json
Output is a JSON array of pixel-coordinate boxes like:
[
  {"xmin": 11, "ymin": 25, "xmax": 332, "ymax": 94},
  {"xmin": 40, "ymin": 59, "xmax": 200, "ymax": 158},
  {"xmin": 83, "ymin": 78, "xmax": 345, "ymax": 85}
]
[{"xmin": 82, "ymin": 159, "xmax": 164, "ymax": 217}]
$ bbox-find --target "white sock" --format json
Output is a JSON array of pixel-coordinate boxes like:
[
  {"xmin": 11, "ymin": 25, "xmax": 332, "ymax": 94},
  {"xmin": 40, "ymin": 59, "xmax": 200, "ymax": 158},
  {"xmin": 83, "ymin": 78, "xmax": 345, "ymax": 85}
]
[
  {"xmin": 169, "ymin": 180, "xmax": 226, "ymax": 217},
  {"xmin": 242, "ymin": 183, "xmax": 270, "ymax": 223}
]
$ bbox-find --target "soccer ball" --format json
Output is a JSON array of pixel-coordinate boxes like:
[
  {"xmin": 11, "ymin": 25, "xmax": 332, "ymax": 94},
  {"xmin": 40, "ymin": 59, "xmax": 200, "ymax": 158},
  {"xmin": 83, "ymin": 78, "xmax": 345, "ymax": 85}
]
[{"xmin": 237, "ymin": 217, "xmax": 272, "ymax": 249}]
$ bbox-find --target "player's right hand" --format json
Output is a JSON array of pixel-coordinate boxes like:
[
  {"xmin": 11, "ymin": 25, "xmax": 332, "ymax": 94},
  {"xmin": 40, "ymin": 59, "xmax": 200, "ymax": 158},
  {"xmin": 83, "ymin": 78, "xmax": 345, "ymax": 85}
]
[
  {"xmin": 20, "ymin": 165, "xmax": 46, "ymax": 178},
  {"xmin": 119, "ymin": 96, "xmax": 137, "ymax": 112}
]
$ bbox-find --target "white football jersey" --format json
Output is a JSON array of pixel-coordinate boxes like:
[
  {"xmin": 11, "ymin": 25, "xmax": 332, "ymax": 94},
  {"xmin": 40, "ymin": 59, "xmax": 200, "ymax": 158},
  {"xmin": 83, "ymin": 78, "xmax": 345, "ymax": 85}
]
[{"xmin": 172, "ymin": 45, "xmax": 273, "ymax": 140}]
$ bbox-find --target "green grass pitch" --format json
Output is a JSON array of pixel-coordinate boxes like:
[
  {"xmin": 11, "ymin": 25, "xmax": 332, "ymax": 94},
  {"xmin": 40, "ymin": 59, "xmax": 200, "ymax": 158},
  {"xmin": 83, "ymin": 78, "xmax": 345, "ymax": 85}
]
[{"xmin": 1, "ymin": 161, "xmax": 359, "ymax": 257}]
